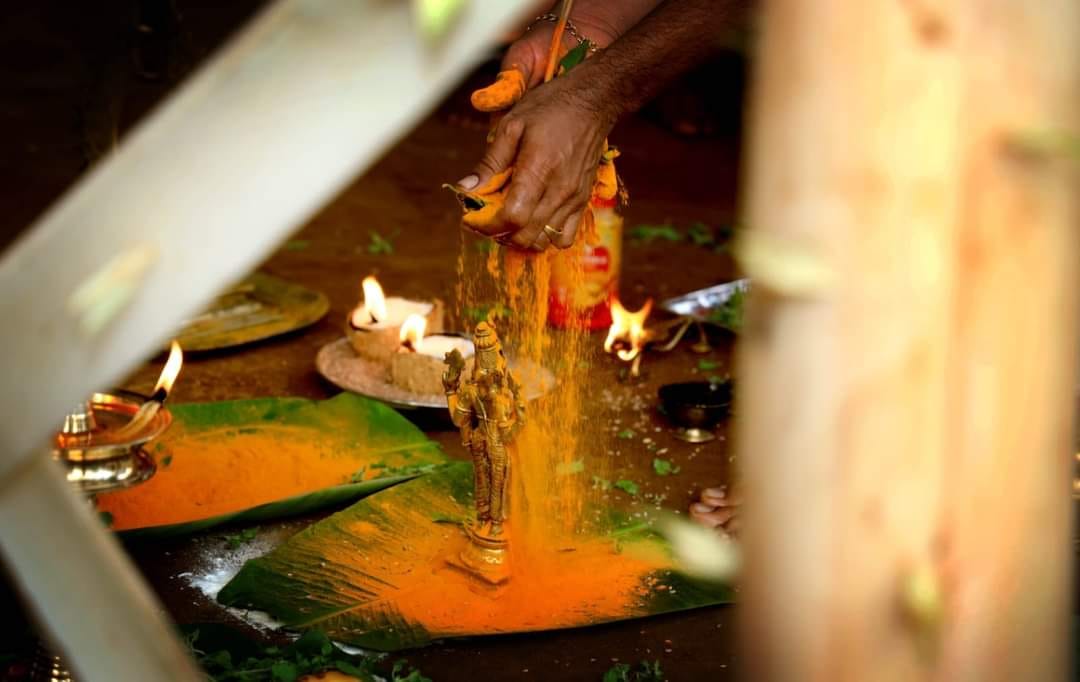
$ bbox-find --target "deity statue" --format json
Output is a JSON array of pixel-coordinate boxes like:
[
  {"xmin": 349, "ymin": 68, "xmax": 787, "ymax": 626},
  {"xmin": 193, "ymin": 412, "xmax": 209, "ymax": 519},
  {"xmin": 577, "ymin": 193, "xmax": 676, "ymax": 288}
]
[{"xmin": 442, "ymin": 321, "xmax": 525, "ymax": 538}]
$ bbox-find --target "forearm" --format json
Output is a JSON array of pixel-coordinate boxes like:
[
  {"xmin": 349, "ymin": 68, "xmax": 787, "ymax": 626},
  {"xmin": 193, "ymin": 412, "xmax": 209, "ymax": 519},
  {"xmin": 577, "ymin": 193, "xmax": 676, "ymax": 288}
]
[
  {"xmin": 569, "ymin": 0, "xmax": 663, "ymax": 46},
  {"xmin": 573, "ymin": 0, "xmax": 752, "ymax": 118}
]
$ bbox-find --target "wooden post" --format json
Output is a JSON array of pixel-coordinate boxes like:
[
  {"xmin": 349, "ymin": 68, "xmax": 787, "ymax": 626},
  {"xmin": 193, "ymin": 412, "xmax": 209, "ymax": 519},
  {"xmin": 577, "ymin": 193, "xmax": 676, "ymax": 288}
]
[{"xmin": 737, "ymin": 1, "xmax": 1079, "ymax": 680}]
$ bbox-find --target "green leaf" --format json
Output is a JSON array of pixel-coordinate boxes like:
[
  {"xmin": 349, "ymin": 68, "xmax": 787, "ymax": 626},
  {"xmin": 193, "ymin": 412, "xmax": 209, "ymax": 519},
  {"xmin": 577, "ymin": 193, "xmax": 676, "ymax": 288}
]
[
  {"xmin": 592, "ymin": 475, "xmax": 612, "ymax": 491},
  {"xmin": 687, "ymin": 222, "xmax": 715, "ymax": 246},
  {"xmin": 705, "ymin": 288, "xmax": 745, "ymax": 332},
  {"xmin": 218, "ymin": 463, "xmax": 732, "ymax": 651},
  {"xmin": 160, "ymin": 454, "xmax": 173, "ymax": 468},
  {"xmin": 208, "ymin": 650, "xmax": 232, "ymax": 668},
  {"xmin": 628, "ymin": 224, "xmax": 683, "ymax": 245},
  {"xmin": 617, "ymin": 428, "xmax": 636, "ymax": 440},
  {"xmin": 652, "ymin": 458, "xmax": 673, "ymax": 476},
  {"xmin": 99, "ymin": 394, "xmax": 447, "ymax": 539},
  {"xmin": 271, "ymin": 661, "xmax": 298, "ymax": 681},
  {"xmin": 556, "ymin": 459, "xmax": 585, "ymax": 476},
  {"xmin": 558, "ymin": 41, "xmax": 590, "ymax": 74},
  {"xmin": 367, "ymin": 229, "xmax": 400, "ymax": 255},
  {"xmin": 225, "ymin": 527, "xmax": 259, "ymax": 550},
  {"xmin": 697, "ymin": 359, "xmax": 720, "ymax": 371},
  {"xmin": 603, "ymin": 660, "xmax": 665, "ymax": 682},
  {"xmin": 614, "ymin": 479, "xmax": 640, "ymax": 496}
]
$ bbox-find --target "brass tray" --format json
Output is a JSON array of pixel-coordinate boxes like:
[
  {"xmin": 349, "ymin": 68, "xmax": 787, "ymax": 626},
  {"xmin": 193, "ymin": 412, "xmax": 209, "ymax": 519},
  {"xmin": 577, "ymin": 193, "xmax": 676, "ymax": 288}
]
[{"xmin": 177, "ymin": 272, "xmax": 329, "ymax": 351}]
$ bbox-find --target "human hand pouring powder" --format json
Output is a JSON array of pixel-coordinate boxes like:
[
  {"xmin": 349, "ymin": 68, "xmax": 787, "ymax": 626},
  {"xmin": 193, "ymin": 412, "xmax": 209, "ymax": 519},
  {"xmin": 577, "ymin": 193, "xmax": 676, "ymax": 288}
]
[{"xmin": 446, "ymin": 0, "xmax": 749, "ymax": 252}]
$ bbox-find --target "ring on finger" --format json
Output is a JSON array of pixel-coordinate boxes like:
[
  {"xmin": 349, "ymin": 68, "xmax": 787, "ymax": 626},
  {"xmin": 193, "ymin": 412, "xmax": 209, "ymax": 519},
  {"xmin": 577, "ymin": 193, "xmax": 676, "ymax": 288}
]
[{"xmin": 543, "ymin": 224, "xmax": 563, "ymax": 239}]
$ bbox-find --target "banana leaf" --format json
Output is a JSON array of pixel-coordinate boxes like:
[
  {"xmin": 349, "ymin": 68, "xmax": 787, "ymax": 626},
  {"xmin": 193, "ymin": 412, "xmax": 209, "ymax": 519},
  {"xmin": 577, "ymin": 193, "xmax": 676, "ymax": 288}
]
[
  {"xmin": 97, "ymin": 393, "xmax": 446, "ymax": 539},
  {"xmin": 218, "ymin": 462, "xmax": 733, "ymax": 651}
]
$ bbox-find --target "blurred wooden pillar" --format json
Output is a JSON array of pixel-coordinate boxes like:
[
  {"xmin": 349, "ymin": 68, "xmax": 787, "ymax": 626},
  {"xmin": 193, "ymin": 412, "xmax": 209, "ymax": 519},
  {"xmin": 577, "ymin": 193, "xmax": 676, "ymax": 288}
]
[{"xmin": 737, "ymin": 0, "xmax": 1079, "ymax": 680}]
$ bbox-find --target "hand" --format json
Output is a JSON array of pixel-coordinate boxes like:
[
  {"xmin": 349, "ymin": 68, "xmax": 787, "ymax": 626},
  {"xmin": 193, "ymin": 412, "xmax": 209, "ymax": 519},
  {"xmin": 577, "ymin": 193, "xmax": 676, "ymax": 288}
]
[
  {"xmin": 442, "ymin": 349, "xmax": 465, "ymax": 392},
  {"xmin": 457, "ymin": 65, "xmax": 618, "ymax": 251},
  {"xmin": 456, "ymin": 19, "xmax": 620, "ymax": 251}
]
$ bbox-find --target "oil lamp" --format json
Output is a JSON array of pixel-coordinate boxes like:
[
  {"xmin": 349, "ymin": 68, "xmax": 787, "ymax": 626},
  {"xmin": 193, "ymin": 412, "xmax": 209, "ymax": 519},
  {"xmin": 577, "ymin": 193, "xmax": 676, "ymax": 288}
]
[
  {"xmin": 603, "ymin": 280, "xmax": 752, "ymax": 378},
  {"xmin": 389, "ymin": 314, "xmax": 475, "ymax": 395},
  {"xmin": 604, "ymin": 298, "xmax": 654, "ymax": 378},
  {"xmin": 52, "ymin": 341, "xmax": 182, "ymax": 494},
  {"xmin": 345, "ymin": 275, "xmax": 444, "ymax": 363}
]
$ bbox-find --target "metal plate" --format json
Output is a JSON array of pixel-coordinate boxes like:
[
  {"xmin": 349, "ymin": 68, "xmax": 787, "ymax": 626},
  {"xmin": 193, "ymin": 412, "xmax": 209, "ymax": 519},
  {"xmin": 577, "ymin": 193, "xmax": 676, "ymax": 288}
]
[
  {"xmin": 315, "ymin": 338, "xmax": 555, "ymax": 410},
  {"xmin": 660, "ymin": 279, "xmax": 750, "ymax": 321},
  {"xmin": 177, "ymin": 272, "xmax": 329, "ymax": 351}
]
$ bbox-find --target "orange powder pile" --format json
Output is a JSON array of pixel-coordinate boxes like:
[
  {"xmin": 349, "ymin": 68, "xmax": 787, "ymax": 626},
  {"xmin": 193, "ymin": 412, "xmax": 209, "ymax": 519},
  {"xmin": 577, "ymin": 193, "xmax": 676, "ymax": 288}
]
[
  {"xmin": 307, "ymin": 514, "xmax": 668, "ymax": 637},
  {"xmin": 97, "ymin": 426, "xmax": 372, "ymax": 530}
]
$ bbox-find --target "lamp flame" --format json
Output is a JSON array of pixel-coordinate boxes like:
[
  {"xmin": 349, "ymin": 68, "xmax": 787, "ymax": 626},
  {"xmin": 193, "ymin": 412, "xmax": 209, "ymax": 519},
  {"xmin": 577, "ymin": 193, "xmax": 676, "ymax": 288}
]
[
  {"xmin": 399, "ymin": 314, "xmax": 427, "ymax": 352},
  {"xmin": 153, "ymin": 341, "xmax": 183, "ymax": 398},
  {"xmin": 604, "ymin": 298, "xmax": 653, "ymax": 362},
  {"xmin": 362, "ymin": 276, "xmax": 388, "ymax": 324}
]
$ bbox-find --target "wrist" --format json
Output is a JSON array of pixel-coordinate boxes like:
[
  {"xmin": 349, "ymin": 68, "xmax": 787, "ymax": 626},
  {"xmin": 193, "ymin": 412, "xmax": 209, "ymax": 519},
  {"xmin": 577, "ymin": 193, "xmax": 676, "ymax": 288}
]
[
  {"xmin": 566, "ymin": 57, "xmax": 628, "ymax": 125},
  {"xmin": 565, "ymin": 9, "xmax": 617, "ymax": 48}
]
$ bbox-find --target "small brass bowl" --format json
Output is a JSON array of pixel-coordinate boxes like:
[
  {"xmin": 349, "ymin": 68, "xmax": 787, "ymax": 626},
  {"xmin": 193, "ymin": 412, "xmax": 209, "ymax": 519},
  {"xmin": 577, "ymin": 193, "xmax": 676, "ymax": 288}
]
[{"xmin": 658, "ymin": 380, "xmax": 733, "ymax": 443}]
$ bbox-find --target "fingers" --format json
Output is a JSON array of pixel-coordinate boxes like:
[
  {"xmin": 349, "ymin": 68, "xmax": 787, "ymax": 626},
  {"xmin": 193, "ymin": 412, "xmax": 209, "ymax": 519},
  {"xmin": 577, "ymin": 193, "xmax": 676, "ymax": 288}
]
[
  {"xmin": 701, "ymin": 486, "xmax": 742, "ymax": 508},
  {"xmin": 459, "ymin": 115, "xmax": 524, "ymax": 190},
  {"xmin": 531, "ymin": 230, "xmax": 552, "ymax": 252},
  {"xmin": 689, "ymin": 503, "xmax": 739, "ymax": 531},
  {"xmin": 541, "ymin": 203, "xmax": 578, "ymax": 250},
  {"xmin": 510, "ymin": 159, "xmax": 591, "ymax": 251},
  {"xmin": 552, "ymin": 211, "xmax": 582, "ymax": 249}
]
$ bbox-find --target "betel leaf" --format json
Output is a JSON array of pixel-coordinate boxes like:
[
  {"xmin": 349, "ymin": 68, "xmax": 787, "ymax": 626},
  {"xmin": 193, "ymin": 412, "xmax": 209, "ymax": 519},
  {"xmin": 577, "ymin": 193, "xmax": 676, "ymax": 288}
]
[
  {"xmin": 558, "ymin": 41, "xmax": 590, "ymax": 74},
  {"xmin": 218, "ymin": 463, "xmax": 732, "ymax": 651},
  {"xmin": 97, "ymin": 393, "xmax": 446, "ymax": 539}
]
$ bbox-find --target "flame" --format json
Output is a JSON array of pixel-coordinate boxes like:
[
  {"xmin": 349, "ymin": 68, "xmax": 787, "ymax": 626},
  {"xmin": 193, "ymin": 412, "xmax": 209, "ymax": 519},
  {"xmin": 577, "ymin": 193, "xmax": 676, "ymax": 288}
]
[
  {"xmin": 362, "ymin": 276, "xmax": 388, "ymax": 323},
  {"xmin": 399, "ymin": 313, "xmax": 427, "ymax": 352},
  {"xmin": 604, "ymin": 298, "xmax": 653, "ymax": 362},
  {"xmin": 154, "ymin": 340, "xmax": 183, "ymax": 397}
]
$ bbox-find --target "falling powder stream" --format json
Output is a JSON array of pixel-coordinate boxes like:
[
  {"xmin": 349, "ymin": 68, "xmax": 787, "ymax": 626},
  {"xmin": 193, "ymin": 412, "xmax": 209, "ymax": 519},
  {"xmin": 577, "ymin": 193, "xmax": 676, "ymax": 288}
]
[{"xmin": 456, "ymin": 236, "xmax": 613, "ymax": 565}]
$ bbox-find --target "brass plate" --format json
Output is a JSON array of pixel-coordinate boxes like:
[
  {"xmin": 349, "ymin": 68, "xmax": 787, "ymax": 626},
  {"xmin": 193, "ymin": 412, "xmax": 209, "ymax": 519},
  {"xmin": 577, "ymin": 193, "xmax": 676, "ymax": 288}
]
[{"xmin": 177, "ymin": 272, "xmax": 329, "ymax": 351}]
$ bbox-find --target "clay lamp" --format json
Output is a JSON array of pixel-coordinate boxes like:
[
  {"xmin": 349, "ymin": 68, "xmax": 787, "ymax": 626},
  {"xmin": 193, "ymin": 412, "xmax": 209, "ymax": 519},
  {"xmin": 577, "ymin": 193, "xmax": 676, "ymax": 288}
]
[
  {"xmin": 345, "ymin": 275, "xmax": 444, "ymax": 363},
  {"xmin": 390, "ymin": 314, "xmax": 475, "ymax": 395},
  {"xmin": 53, "ymin": 341, "xmax": 183, "ymax": 495},
  {"xmin": 658, "ymin": 380, "xmax": 733, "ymax": 444}
]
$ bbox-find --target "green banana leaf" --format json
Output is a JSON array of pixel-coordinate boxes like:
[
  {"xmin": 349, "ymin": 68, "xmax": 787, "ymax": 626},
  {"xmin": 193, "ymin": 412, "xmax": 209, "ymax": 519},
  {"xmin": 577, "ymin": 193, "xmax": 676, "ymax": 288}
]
[
  {"xmin": 97, "ymin": 393, "xmax": 446, "ymax": 539},
  {"xmin": 218, "ymin": 462, "xmax": 733, "ymax": 651}
]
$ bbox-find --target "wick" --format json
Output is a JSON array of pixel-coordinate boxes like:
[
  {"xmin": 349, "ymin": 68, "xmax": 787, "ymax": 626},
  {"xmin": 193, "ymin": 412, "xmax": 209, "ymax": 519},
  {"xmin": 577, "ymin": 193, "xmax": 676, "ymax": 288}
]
[{"xmin": 369, "ymin": 311, "xmax": 379, "ymax": 325}]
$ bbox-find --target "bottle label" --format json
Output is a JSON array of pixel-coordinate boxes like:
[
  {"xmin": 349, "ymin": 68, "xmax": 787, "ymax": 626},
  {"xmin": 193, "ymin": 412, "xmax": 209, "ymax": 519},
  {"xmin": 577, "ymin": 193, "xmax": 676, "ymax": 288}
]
[{"xmin": 549, "ymin": 208, "xmax": 622, "ymax": 330}]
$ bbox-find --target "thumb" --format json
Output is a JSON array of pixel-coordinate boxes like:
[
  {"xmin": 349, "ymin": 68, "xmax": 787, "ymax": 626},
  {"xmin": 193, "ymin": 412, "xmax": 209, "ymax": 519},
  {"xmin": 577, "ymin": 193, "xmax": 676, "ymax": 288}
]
[
  {"xmin": 501, "ymin": 31, "xmax": 548, "ymax": 89},
  {"xmin": 458, "ymin": 115, "xmax": 524, "ymax": 191}
]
